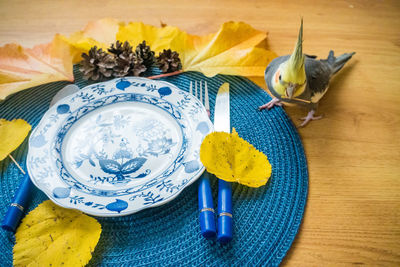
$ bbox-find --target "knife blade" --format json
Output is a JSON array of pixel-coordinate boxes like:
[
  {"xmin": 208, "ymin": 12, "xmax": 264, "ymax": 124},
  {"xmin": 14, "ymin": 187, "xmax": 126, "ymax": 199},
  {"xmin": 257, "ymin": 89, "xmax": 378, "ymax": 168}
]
[
  {"xmin": 213, "ymin": 83, "xmax": 230, "ymax": 132},
  {"xmin": 2, "ymin": 84, "xmax": 79, "ymax": 232},
  {"xmin": 213, "ymin": 83, "xmax": 233, "ymax": 243}
]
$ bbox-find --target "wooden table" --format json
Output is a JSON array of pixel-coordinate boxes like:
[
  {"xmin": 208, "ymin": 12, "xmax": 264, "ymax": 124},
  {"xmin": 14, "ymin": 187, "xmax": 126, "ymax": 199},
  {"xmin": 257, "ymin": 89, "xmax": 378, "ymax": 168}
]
[{"xmin": 1, "ymin": 0, "xmax": 399, "ymax": 265}]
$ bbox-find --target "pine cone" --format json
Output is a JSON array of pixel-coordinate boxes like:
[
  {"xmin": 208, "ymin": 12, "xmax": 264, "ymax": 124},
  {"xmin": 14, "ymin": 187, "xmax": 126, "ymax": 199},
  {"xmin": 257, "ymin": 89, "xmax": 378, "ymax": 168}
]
[
  {"xmin": 156, "ymin": 49, "xmax": 182, "ymax": 73},
  {"xmin": 131, "ymin": 56, "xmax": 147, "ymax": 76},
  {"xmin": 80, "ymin": 46, "xmax": 116, "ymax": 81},
  {"xmin": 135, "ymin": 41, "xmax": 155, "ymax": 68},
  {"xmin": 113, "ymin": 51, "xmax": 146, "ymax": 77},
  {"xmin": 108, "ymin": 41, "xmax": 133, "ymax": 57}
]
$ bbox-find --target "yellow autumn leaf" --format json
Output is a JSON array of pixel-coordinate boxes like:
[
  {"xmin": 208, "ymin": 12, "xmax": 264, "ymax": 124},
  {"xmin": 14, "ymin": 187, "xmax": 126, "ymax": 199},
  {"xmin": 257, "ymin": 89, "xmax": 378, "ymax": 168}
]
[
  {"xmin": 200, "ymin": 128, "xmax": 272, "ymax": 188},
  {"xmin": 183, "ymin": 22, "xmax": 277, "ymax": 78},
  {"xmin": 117, "ymin": 22, "xmax": 189, "ymax": 54},
  {"xmin": 14, "ymin": 200, "xmax": 102, "ymax": 267},
  {"xmin": 0, "ymin": 34, "xmax": 74, "ymax": 100},
  {"xmin": 0, "ymin": 119, "xmax": 31, "ymax": 161}
]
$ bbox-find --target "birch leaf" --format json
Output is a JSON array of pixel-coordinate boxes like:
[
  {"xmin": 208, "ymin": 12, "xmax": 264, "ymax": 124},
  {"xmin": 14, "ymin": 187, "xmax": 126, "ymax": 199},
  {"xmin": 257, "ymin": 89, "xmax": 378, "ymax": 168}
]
[
  {"xmin": 0, "ymin": 119, "xmax": 31, "ymax": 161},
  {"xmin": 200, "ymin": 128, "xmax": 272, "ymax": 188},
  {"xmin": 14, "ymin": 200, "xmax": 102, "ymax": 267}
]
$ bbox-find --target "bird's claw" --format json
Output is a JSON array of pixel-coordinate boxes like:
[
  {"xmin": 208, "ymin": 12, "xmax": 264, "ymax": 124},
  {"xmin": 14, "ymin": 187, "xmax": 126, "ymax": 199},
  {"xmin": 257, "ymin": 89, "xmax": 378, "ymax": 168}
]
[
  {"xmin": 298, "ymin": 110, "xmax": 323, "ymax": 127},
  {"xmin": 258, "ymin": 98, "xmax": 283, "ymax": 111}
]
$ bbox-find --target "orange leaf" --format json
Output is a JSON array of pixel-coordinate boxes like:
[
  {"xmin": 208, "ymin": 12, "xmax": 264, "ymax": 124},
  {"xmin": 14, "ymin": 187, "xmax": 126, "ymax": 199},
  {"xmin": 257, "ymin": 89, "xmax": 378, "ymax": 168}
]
[{"xmin": 0, "ymin": 34, "xmax": 74, "ymax": 100}]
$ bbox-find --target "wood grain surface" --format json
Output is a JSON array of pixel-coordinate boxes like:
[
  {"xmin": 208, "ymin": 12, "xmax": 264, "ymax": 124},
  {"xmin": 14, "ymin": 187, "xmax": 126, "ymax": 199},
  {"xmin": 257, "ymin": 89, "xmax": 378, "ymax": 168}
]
[{"xmin": 1, "ymin": 0, "xmax": 399, "ymax": 265}]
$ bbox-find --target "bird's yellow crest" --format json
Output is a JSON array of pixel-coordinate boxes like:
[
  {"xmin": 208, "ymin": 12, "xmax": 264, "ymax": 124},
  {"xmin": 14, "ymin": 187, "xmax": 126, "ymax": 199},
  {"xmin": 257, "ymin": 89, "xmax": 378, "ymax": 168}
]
[
  {"xmin": 275, "ymin": 19, "xmax": 307, "ymax": 98},
  {"xmin": 288, "ymin": 19, "xmax": 305, "ymax": 77}
]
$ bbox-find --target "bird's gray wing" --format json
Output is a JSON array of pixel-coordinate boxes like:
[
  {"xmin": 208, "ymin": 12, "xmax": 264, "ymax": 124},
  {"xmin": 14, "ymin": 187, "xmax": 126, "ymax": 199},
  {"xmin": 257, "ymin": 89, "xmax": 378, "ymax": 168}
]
[{"xmin": 305, "ymin": 58, "xmax": 332, "ymax": 103}]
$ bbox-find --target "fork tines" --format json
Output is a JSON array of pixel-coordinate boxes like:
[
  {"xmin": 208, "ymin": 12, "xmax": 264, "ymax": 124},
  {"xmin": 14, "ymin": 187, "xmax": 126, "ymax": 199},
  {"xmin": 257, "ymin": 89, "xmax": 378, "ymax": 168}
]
[{"xmin": 190, "ymin": 81, "xmax": 210, "ymax": 115}]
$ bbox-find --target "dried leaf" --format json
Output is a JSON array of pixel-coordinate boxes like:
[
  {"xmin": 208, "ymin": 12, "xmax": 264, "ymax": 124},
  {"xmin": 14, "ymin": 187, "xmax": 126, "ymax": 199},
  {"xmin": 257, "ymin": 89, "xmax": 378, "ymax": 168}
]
[
  {"xmin": 200, "ymin": 128, "xmax": 272, "ymax": 188},
  {"xmin": 0, "ymin": 35, "xmax": 74, "ymax": 100},
  {"xmin": 0, "ymin": 119, "xmax": 31, "ymax": 161},
  {"xmin": 14, "ymin": 200, "xmax": 102, "ymax": 267}
]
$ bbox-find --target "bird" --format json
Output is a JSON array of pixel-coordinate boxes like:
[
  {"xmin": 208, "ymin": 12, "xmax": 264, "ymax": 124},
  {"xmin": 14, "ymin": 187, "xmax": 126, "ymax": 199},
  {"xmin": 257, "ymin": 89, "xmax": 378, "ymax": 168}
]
[{"xmin": 258, "ymin": 19, "xmax": 355, "ymax": 127}]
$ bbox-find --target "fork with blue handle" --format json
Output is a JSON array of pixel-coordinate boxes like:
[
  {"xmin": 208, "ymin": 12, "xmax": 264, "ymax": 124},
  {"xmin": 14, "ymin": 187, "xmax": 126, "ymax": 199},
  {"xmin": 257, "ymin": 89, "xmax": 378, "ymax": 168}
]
[{"xmin": 190, "ymin": 81, "xmax": 217, "ymax": 238}]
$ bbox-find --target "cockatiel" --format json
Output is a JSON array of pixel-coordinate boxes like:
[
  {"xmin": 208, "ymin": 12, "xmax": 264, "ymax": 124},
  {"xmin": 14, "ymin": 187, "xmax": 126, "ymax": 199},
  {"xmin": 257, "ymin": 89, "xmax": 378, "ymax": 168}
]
[{"xmin": 258, "ymin": 20, "xmax": 355, "ymax": 127}]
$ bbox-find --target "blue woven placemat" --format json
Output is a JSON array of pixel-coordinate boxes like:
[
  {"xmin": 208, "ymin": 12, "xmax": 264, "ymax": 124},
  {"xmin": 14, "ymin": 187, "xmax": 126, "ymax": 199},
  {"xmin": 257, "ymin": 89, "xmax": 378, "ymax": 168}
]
[{"xmin": 0, "ymin": 67, "xmax": 308, "ymax": 266}]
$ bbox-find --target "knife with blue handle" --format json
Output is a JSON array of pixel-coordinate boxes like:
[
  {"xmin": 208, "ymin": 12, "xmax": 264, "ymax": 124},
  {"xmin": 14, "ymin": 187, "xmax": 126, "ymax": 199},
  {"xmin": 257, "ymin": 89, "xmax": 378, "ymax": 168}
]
[
  {"xmin": 213, "ymin": 83, "xmax": 233, "ymax": 243},
  {"xmin": 2, "ymin": 84, "xmax": 80, "ymax": 232}
]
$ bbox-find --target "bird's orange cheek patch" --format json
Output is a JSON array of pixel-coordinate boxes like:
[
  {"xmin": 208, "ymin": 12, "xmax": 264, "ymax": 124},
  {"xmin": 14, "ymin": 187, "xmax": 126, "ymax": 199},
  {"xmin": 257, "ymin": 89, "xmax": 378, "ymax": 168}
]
[{"xmin": 274, "ymin": 70, "xmax": 280, "ymax": 83}]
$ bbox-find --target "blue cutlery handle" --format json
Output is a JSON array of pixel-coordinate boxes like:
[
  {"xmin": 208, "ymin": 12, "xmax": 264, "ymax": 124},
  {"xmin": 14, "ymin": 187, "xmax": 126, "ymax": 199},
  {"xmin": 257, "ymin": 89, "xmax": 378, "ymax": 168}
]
[
  {"xmin": 2, "ymin": 173, "xmax": 34, "ymax": 232},
  {"xmin": 217, "ymin": 179, "xmax": 233, "ymax": 243},
  {"xmin": 198, "ymin": 172, "xmax": 216, "ymax": 238}
]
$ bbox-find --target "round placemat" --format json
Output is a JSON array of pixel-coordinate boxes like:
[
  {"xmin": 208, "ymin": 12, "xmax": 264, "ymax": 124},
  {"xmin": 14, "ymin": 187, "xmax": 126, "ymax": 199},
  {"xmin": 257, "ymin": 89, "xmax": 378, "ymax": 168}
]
[{"xmin": 0, "ymin": 67, "xmax": 308, "ymax": 266}]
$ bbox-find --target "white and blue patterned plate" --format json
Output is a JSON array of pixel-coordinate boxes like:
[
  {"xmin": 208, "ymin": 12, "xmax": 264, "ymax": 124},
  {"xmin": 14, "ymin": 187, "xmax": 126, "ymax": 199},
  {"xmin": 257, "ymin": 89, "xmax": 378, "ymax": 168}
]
[{"xmin": 27, "ymin": 77, "xmax": 213, "ymax": 216}]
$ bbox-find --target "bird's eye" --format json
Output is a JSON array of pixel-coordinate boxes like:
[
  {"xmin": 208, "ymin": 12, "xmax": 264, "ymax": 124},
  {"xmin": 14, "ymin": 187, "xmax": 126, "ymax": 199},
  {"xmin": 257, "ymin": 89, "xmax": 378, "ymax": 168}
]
[{"xmin": 279, "ymin": 75, "xmax": 282, "ymax": 80}]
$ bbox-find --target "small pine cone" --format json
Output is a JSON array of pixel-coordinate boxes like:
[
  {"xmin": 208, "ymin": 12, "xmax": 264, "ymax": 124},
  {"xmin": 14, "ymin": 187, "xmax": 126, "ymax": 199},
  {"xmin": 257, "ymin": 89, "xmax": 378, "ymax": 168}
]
[
  {"xmin": 113, "ymin": 51, "xmax": 146, "ymax": 77},
  {"xmin": 131, "ymin": 56, "xmax": 147, "ymax": 76},
  {"xmin": 108, "ymin": 41, "xmax": 133, "ymax": 57},
  {"xmin": 156, "ymin": 49, "xmax": 182, "ymax": 73},
  {"xmin": 135, "ymin": 41, "xmax": 155, "ymax": 68},
  {"xmin": 80, "ymin": 46, "xmax": 116, "ymax": 81},
  {"xmin": 113, "ymin": 52, "xmax": 132, "ymax": 77}
]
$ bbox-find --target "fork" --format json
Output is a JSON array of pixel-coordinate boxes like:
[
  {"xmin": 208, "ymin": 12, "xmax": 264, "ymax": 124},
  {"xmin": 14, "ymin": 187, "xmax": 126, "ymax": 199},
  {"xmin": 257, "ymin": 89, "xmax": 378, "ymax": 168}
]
[{"xmin": 190, "ymin": 81, "xmax": 216, "ymax": 238}]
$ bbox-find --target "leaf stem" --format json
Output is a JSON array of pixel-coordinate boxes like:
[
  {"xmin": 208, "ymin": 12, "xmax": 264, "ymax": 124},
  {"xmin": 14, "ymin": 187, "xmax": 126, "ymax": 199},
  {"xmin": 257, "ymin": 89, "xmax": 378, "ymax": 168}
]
[{"xmin": 146, "ymin": 70, "xmax": 183, "ymax": 80}]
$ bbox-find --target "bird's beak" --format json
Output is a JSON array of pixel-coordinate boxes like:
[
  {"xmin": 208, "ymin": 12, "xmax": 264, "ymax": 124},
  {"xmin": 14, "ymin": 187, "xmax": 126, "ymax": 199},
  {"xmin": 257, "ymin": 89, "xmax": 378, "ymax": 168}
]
[{"xmin": 286, "ymin": 84, "xmax": 295, "ymax": 99}]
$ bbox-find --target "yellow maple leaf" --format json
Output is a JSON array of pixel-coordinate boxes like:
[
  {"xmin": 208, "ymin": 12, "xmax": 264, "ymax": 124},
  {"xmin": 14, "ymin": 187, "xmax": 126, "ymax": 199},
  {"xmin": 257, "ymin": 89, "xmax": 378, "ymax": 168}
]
[
  {"xmin": 117, "ymin": 22, "xmax": 188, "ymax": 54},
  {"xmin": 14, "ymin": 200, "xmax": 102, "ymax": 267},
  {"xmin": 0, "ymin": 119, "xmax": 31, "ymax": 161},
  {"xmin": 200, "ymin": 128, "xmax": 272, "ymax": 188},
  {"xmin": 182, "ymin": 22, "xmax": 277, "ymax": 79},
  {"xmin": 0, "ymin": 34, "xmax": 74, "ymax": 100}
]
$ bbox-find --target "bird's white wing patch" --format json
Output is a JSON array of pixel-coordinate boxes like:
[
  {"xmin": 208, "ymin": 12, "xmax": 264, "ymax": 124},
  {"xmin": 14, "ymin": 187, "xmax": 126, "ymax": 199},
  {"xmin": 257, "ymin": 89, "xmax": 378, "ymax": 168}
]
[{"xmin": 311, "ymin": 86, "xmax": 329, "ymax": 103}]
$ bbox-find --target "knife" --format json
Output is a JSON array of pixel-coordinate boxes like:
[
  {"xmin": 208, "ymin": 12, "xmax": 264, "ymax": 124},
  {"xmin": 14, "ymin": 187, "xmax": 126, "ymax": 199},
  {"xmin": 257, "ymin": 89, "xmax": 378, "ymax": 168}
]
[
  {"xmin": 213, "ymin": 83, "xmax": 233, "ymax": 243},
  {"xmin": 2, "ymin": 84, "xmax": 80, "ymax": 232}
]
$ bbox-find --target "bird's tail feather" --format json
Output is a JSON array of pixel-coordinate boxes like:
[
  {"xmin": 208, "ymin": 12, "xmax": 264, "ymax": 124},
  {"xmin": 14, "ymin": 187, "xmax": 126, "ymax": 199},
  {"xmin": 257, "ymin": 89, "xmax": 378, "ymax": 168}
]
[{"xmin": 328, "ymin": 51, "xmax": 356, "ymax": 74}]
